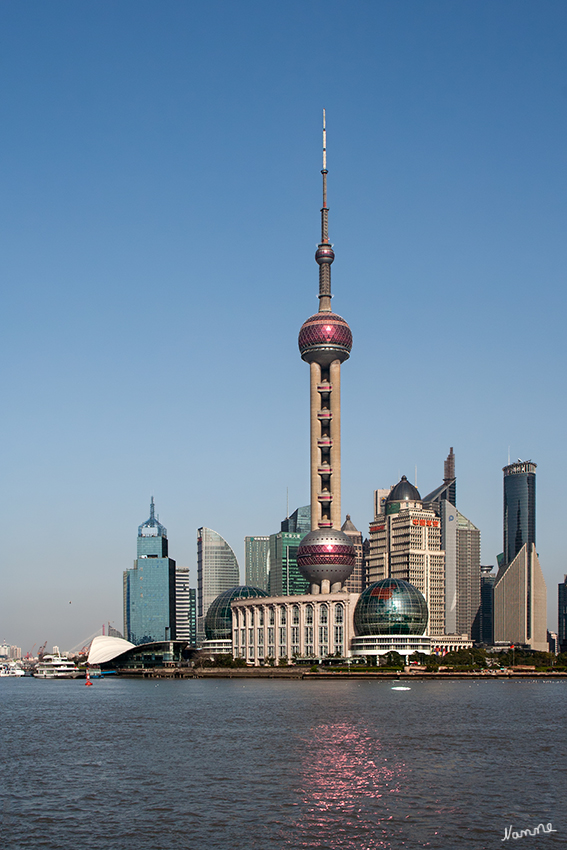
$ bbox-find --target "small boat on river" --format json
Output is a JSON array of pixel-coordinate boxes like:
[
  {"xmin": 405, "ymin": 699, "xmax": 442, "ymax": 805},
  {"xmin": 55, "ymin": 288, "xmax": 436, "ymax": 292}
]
[{"xmin": 0, "ymin": 661, "xmax": 26, "ymax": 677}]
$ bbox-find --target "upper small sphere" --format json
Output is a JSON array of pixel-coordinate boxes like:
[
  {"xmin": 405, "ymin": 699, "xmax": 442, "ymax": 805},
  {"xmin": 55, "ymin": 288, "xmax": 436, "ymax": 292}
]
[
  {"xmin": 315, "ymin": 244, "xmax": 335, "ymax": 265},
  {"xmin": 354, "ymin": 578, "xmax": 428, "ymax": 636},
  {"xmin": 298, "ymin": 312, "xmax": 353, "ymax": 365},
  {"xmin": 386, "ymin": 475, "xmax": 421, "ymax": 503},
  {"xmin": 204, "ymin": 585, "xmax": 269, "ymax": 640},
  {"xmin": 297, "ymin": 528, "xmax": 355, "ymax": 586}
]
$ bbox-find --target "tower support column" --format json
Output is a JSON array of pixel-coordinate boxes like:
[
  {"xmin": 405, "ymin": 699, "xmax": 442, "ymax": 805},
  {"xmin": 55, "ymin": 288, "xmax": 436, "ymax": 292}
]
[
  {"xmin": 310, "ymin": 361, "xmax": 321, "ymax": 529},
  {"xmin": 329, "ymin": 359, "xmax": 341, "ymax": 529}
]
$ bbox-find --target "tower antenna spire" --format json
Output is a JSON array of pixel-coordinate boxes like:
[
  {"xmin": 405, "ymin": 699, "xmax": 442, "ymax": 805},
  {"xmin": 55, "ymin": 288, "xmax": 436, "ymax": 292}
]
[{"xmin": 316, "ymin": 108, "xmax": 334, "ymax": 311}]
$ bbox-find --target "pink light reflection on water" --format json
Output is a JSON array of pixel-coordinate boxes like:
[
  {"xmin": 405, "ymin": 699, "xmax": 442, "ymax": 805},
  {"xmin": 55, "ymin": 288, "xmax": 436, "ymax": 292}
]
[{"xmin": 283, "ymin": 722, "xmax": 410, "ymax": 849}]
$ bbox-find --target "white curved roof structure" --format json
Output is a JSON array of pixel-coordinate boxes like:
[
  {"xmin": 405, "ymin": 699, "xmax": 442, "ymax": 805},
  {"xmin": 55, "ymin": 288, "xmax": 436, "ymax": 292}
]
[{"xmin": 88, "ymin": 635, "xmax": 135, "ymax": 665}]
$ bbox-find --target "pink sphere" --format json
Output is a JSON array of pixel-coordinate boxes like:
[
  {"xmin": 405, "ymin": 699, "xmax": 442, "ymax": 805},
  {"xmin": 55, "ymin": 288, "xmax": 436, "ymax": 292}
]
[{"xmin": 298, "ymin": 312, "xmax": 352, "ymax": 365}]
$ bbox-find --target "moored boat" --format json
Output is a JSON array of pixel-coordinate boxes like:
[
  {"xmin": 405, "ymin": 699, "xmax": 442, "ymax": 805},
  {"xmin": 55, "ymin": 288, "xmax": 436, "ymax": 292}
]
[
  {"xmin": 0, "ymin": 661, "xmax": 26, "ymax": 677},
  {"xmin": 33, "ymin": 654, "xmax": 81, "ymax": 679}
]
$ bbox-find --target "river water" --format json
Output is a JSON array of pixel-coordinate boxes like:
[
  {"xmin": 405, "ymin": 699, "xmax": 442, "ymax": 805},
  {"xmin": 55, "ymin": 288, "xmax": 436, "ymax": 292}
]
[{"xmin": 1, "ymin": 676, "xmax": 564, "ymax": 849}]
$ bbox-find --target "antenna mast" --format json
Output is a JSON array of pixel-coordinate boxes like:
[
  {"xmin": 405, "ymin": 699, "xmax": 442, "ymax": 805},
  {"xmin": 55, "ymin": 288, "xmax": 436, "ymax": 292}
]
[{"xmin": 316, "ymin": 108, "xmax": 334, "ymax": 311}]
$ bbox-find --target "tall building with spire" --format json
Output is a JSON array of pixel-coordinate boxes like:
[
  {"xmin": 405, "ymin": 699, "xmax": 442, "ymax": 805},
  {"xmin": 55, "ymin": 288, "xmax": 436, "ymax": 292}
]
[
  {"xmin": 296, "ymin": 111, "xmax": 355, "ymax": 594},
  {"xmin": 123, "ymin": 498, "xmax": 177, "ymax": 644},
  {"xmin": 422, "ymin": 448, "xmax": 480, "ymax": 638}
]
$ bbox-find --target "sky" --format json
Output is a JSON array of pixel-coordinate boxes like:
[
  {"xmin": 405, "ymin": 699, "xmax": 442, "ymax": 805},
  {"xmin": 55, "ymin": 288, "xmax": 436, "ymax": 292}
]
[{"xmin": 1, "ymin": 1, "xmax": 566, "ymax": 651}]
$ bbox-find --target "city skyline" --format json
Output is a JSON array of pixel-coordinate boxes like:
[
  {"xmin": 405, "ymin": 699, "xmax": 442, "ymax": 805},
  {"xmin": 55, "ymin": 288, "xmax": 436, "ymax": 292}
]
[{"xmin": 2, "ymin": 2, "xmax": 567, "ymax": 648}]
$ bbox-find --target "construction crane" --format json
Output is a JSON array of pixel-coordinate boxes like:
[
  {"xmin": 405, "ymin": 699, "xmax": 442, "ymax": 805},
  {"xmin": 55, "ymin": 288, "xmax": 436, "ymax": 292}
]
[{"xmin": 37, "ymin": 641, "xmax": 47, "ymax": 660}]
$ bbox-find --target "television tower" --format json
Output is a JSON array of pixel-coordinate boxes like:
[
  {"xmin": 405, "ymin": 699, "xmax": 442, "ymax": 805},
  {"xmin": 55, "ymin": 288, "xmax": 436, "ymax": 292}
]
[{"xmin": 296, "ymin": 112, "xmax": 355, "ymax": 594}]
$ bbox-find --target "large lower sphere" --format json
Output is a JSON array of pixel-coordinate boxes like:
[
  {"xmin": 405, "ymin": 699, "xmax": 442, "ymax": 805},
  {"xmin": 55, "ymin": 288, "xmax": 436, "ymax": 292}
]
[
  {"xmin": 296, "ymin": 528, "xmax": 355, "ymax": 586},
  {"xmin": 354, "ymin": 579, "xmax": 428, "ymax": 636}
]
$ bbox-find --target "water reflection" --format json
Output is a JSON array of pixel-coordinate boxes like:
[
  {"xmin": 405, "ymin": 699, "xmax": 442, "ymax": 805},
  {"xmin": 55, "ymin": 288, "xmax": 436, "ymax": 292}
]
[{"xmin": 287, "ymin": 722, "xmax": 408, "ymax": 849}]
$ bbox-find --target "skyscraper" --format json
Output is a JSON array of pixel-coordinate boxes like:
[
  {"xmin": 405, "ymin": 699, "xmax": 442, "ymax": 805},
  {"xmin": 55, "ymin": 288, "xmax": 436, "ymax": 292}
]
[
  {"xmin": 341, "ymin": 515, "xmax": 366, "ymax": 593},
  {"xmin": 175, "ymin": 566, "xmax": 196, "ymax": 643},
  {"xmin": 423, "ymin": 450, "xmax": 480, "ymax": 638},
  {"xmin": 123, "ymin": 498, "xmax": 177, "ymax": 644},
  {"xmin": 367, "ymin": 477, "xmax": 446, "ymax": 635},
  {"xmin": 557, "ymin": 576, "xmax": 567, "ymax": 652},
  {"xmin": 494, "ymin": 461, "xmax": 547, "ymax": 650},
  {"xmin": 197, "ymin": 527, "xmax": 240, "ymax": 643},
  {"xmin": 268, "ymin": 506, "xmax": 311, "ymax": 597},
  {"xmin": 296, "ymin": 111, "xmax": 355, "ymax": 593},
  {"xmin": 503, "ymin": 460, "xmax": 536, "ymax": 566},
  {"xmin": 472, "ymin": 565, "xmax": 496, "ymax": 645},
  {"xmin": 245, "ymin": 536, "xmax": 270, "ymax": 591}
]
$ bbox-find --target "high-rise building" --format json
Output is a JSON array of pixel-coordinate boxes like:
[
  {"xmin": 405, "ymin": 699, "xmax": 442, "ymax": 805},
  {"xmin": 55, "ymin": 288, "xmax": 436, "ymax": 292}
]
[
  {"xmin": 268, "ymin": 531, "xmax": 310, "ymax": 597},
  {"xmin": 494, "ymin": 543, "xmax": 547, "ymax": 650},
  {"xmin": 558, "ymin": 576, "xmax": 567, "ymax": 652},
  {"xmin": 494, "ymin": 460, "xmax": 547, "ymax": 651},
  {"xmin": 175, "ymin": 567, "xmax": 197, "ymax": 642},
  {"xmin": 341, "ymin": 515, "xmax": 366, "ymax": 593},
  {"xmin": 472, "ymin": 565, "xmax": 496, "ymax": 645},
  {"xmin": 197, "ymin": 527, "xmax": 240, "ymax": 643},
  {"xmin": 123, "ymin": 498, "xmax": 177, "ymax": 645},
  {"xmin": 295, "ymin": 111, "xmax": 355, "ymax": 594},
  {"xmin": 367, "ymin": 477, "xmax": 446, "ymax": 635},
  {"xmin": 245, "ymin": 536, "xmax": 270, "ymax": 591},
  {"xmin": 503, "ymin": 460, "xmax": 536, "ymax": 566},
  {"xmin": 422, "ymin": 449, "xmax": 480, "ymax": 638},
  {"xmin": 281, "ymin": 505, "xmax": 311, "ymax": 535}
]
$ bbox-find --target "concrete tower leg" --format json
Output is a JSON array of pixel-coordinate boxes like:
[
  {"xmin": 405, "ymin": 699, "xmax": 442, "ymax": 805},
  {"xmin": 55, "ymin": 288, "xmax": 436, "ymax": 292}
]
[
  {"xmin": 329, "ymin": 359, "xmax": 341, "ymax": 529},
  {"xmin": 310, "ymin": 361, "xmax": 321, "ymax": 530}
]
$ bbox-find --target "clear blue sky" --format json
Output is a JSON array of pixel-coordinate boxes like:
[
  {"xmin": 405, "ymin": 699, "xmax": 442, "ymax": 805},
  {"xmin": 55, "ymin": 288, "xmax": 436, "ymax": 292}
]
[{"xmin": 2, "ymin": 1, "xmax": 566, "ymax": 651}]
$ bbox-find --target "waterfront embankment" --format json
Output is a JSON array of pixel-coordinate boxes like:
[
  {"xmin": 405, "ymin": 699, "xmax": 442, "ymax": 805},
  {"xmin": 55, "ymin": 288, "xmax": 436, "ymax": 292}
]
[{"xmin": 115, "ymin": 667, "xmax": 567, "ymax": 680}]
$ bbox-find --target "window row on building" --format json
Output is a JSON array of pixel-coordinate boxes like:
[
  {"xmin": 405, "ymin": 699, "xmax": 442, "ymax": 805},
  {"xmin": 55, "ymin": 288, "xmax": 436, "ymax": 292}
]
[{"xmin": 231, "ymin": 594, "xmax": 359, "ymax": 665}]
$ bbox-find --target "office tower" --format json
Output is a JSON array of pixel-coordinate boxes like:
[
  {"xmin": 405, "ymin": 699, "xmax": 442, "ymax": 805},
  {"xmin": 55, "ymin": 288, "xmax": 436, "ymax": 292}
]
[
  {"xmin": 295, "ymin": 111, "xmax": 355, "ymax": 593},
  {"xmin": 188, "ymin": 588, "xmax": 197, "ymax": 646},
  {"xmin": 547, "ymin": 630, "xmax": 559, "ymax": 655},
  {"xmin": 341, "ymin": 515, "xmax": 366, "ymax": 593},
  {"xmin": 441, "ymin": 505, "xmax": 480, "ymax": 637},
  {"xmin": 503, "ymin": 460, "xmax": 536, "ymax": 566},
  {"xmin": 281, "ymin": 505, "xmax": 311, "ymax": 534},
  {"xmin": 558, "ymin": 576, "xmax": 567, "ymax": 652},
  {"xmin": 123, "ymin": 498, "xmax": 177, "ymax": 645},
  {"xmin": 422, "ymin": 449, "xmax": 480, "ymax": 638},
  {"xmin": 472, "ymin": 565, "xmax": 496, "ymax": 645},
  {"xmin": 245, "ymin": 536, "xmax": 270, "ymax": 591},
  {"xmin": 269, "ymin": 506, "xmax": 311, "ymax": 596},
  {"xmin": 494, "ymin": 543, "xmax": 547, "ymax": 650},
  {"xmin": 175, "ymin": 567, "xmax": 192, "ymax": 641},
  {"xmin": 367, "ymin": 477, "xmax": 446, "ymax": 635},
  {"xmin": 197, "ymin": 527, "xmax": 240, "ymax": 643},
  {"xmin": 494, "ymin": 460, "xmax": 547, "ymax": 651}
]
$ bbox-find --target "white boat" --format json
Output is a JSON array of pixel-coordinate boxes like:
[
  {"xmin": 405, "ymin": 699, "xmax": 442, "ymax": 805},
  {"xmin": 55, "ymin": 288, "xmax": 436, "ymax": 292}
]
[
  {"xmin": 33, "ymin": 654, "xmax": 81, "ymax": 679},
  {"xmin": 0, "ymin": 661, "xmax": 26, "ymax": 677}
]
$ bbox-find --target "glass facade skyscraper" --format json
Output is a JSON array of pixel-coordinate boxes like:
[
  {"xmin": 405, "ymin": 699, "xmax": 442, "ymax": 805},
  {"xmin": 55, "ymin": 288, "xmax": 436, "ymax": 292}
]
[
  {"xmin": 245, "ymin": 536, "xmax": 270, "ymax": 591},
  {"xmin": 123, "ymin": 498, "xmax": 177, "ymax": 645},
  {"xmin": 503, "ymin": 461, "xmax": 536, "ymax": 566},
  {"xmin": 197, "ymin": 527, "xmax": 240, "ymax": 643},
  {"xmin": 268, "ymin": 531, "xmax": 310, "ymax": 597}
]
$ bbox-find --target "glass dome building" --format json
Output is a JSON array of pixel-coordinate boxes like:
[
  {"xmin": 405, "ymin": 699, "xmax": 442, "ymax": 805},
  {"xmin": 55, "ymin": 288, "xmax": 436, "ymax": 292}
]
[
  {"xmin": 204, "ymin": 586, "xmax": 269, "ymax": 641},
  {"xmin": 354, "ymin": 578, "xmax": 428, "ymax": 636}
]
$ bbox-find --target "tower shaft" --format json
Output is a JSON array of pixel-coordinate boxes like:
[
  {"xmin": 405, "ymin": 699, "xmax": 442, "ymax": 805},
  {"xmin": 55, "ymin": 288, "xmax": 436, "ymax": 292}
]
[{"xmin": 309, "ymin": 360, "xmax": 342, "ymax": 530}]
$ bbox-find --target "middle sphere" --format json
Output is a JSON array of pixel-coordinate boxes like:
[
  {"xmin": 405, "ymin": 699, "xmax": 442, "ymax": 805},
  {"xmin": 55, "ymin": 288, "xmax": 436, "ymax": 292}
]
[{"xmin": 297, "ymin": 528, "xmax": 355, "ymax": 586}]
